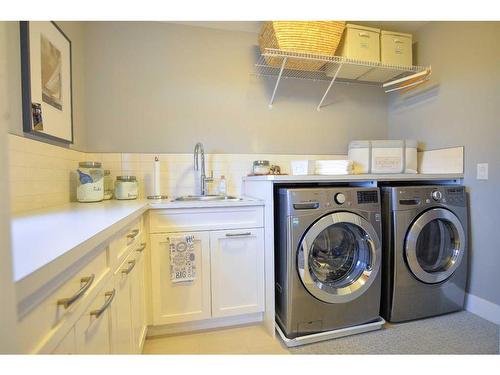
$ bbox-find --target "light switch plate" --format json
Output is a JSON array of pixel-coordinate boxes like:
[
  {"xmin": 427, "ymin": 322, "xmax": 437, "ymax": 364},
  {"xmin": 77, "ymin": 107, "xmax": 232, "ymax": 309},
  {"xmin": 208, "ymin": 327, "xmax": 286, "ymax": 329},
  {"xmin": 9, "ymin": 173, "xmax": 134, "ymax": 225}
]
[{"xmin": 477, "ymin": 163, "xmax": 488, "ymax": 180}]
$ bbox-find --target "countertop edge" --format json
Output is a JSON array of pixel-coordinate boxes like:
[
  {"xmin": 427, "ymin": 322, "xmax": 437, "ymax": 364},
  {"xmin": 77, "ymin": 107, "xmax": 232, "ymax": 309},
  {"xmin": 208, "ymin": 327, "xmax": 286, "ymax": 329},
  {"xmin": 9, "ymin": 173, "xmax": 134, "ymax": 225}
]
[
  {"xmin": 13, "ymin": 197, "xmax": 265, "ymax": 304},
  {"xmin": 242, "ymin": 173, "xmax": 464, "ymax": 182},
  {"xmin": 15, "ymin": 204, "xmax": 149, "ymax": 306}
]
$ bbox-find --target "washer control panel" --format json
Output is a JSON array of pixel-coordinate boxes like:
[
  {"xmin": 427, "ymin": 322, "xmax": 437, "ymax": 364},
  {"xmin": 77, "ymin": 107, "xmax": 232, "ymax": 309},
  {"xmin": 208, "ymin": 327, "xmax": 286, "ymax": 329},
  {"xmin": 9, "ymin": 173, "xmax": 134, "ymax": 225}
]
[
  {"xmin": 282, "ymin": 187, "xmax": 380, "ymax": 214},
  {"xmin": 334, "ymin": 193, "xmax": 346, "ymax": 205}
]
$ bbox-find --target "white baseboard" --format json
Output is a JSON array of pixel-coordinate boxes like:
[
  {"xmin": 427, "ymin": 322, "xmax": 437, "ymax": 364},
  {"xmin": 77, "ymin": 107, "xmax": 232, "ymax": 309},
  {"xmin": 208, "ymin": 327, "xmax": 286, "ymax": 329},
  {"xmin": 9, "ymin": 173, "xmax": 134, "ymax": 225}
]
[
  {"xmin": 146, "ymin": 312, "xmax": 263, "ymax": 337},
  {"xmin": 465, "ymin": 293, "xmax": 500, "ymax": 326}
]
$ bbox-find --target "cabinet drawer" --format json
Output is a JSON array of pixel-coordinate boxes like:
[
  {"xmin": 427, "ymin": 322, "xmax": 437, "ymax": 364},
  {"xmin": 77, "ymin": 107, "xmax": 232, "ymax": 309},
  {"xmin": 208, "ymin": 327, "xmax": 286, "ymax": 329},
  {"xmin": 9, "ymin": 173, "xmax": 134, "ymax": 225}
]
[
  {"xmin": 75, "ymin": 278, "xmax": 115, "ymax": 354},
  {"xmin": 17, "ymin": 247, "xmax": 109, "ymax": 353},
  {"xmin": 109, "ymin": 217, "xmax": 144, "ymax": 268},
  {"xmin": 150, "ymin": 206, "xmax": 264, "ymax": 233},
  {"xmin": 51, "ymin": 327, "xmax": 76, "ymax": 354}
]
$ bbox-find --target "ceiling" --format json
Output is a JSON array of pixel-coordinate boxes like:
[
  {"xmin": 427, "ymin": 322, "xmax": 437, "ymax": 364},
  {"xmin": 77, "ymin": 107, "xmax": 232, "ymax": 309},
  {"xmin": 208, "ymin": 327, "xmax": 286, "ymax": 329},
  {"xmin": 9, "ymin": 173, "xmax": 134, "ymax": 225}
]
[{"xmin": 170, "ymin": 21, "xmax": 429, "ymax": 34}]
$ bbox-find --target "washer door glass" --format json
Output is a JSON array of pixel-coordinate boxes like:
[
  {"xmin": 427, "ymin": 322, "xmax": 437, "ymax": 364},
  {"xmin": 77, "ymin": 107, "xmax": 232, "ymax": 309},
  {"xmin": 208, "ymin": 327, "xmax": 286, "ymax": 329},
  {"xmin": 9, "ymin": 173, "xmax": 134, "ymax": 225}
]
[
  {"xmin": 298, "ymin": 212, "xmax": 381, "ymax": 304},
  {"xmin": 309, "ymin": 222, "xmax": 371, "ymax": 289},
  {"xmin": 405, "ymin": 208, "xmax": 466, "ymax": 284}
]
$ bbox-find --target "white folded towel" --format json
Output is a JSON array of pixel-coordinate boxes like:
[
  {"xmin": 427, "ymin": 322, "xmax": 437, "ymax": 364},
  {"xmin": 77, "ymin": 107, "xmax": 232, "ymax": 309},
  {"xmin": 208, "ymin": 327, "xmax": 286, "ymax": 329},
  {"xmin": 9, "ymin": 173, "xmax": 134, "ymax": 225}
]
[
  {"xmin": 315, "ymin": 160, "xmax": 354, "ymax": 175},
  {"xmin": 169, "ymin": 235, "xmax": 196, "ymax": 283}
]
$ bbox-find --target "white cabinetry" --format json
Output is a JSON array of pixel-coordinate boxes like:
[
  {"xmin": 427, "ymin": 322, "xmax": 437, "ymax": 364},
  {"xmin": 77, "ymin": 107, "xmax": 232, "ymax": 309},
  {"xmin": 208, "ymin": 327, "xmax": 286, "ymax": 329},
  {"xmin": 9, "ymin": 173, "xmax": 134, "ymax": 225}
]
[
  {"xmin": 130, "ymin": 244, "xmax": 147, "ymax": 353},
  {"xmin": 210, "ymin": 229, "xmax": 265, "ymax": 318},
  {"xmin": 111, "ymin": 252, "xmax": 135, "ymax": 354},
  {"xmin": 151, "ymin": 232, "xmax": 211, "ymax": 325},
  {"xmin": 51, "ymin": 328, "xmax": 76, "ymax": 354},
  {"xmin": 19, "ymin": 215, "xmax": 148, "ymax": 354},
  {"xmin": 75, "ymin": 278, "xmax": 115, "ymax": 354},
  {"xmin": 149, "ymin": 206, "xmax": 265, "ymax": 330}
]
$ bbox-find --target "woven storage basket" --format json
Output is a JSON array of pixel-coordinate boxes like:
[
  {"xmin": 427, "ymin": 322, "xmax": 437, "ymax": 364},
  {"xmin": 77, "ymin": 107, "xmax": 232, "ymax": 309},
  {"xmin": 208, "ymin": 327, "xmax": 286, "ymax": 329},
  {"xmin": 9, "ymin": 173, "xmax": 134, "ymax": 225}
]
[{"xmin": 259, "ymin": 21, "xmax": 346, "ymax": 71}]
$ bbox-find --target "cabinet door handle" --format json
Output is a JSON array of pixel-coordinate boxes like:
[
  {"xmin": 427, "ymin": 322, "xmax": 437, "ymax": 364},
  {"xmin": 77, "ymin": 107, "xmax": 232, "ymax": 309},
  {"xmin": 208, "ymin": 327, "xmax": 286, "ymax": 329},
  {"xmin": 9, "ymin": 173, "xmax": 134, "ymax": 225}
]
[
  {"xmin": 90, "ymin": 289, "xmax": 116, "ymax": 319},
  {"xmin": 225, "ymin": 232, "xmax": 252, "ymax": 237},
  {"xmin": 121, "ymin": 260, "xmax": 136, "ymax": 274},
  {"xmin": 57, "ymin": 274, "xmax": 95, "ymax": 309},
  {"xmin": 127, "ymin": 229, "xmax": 139, "ymax": 239},
  {"xmin": 358, "ymin": 32, "xmax": 370, "ymax": 38},
  {"xmin": 136, "ymin": 242, "xmax": 146, "ymax": 253}
]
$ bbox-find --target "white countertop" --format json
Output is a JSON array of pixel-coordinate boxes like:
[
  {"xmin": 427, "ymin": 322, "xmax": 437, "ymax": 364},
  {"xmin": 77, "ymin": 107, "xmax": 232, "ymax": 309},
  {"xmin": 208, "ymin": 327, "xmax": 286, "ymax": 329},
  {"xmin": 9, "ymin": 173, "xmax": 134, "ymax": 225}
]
[
  {"xmin": 243, "ymin": 173, "xmax": 464, "ymax": 183},
  {"xmin": 11, "ymin": 197, "xmax": 263, "ymax": 284}
]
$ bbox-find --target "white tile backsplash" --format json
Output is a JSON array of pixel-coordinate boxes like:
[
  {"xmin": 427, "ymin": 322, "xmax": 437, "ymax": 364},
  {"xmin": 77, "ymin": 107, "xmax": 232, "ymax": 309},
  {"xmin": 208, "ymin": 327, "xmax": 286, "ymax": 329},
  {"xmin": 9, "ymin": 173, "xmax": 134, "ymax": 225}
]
[{"xmin": 8, "ymin": 134, "xmax": 347, "ymax": 214}]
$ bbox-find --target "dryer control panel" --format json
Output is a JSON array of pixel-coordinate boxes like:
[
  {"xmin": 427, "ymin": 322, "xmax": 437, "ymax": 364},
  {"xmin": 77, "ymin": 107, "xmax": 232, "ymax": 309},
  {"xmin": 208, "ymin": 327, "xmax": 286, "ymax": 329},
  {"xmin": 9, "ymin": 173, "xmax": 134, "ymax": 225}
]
[{"xmin": 388, "ymin": 185, "xmax": 466, "ymax": 210}]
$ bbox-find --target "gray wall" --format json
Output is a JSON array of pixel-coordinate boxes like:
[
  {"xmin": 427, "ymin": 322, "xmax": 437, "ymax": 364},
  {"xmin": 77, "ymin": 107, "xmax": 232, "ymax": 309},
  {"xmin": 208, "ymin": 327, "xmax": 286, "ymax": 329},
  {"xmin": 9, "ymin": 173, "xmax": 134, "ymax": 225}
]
[
  {"xmin": 388, "ymin": 22, "xmax": 500, "ymax": 305},
  {"xmin": 84, "ymin": 22, "xmax": 388, "ymax": 154},
  {"xmin": 5, "ymin": 21, "xmax": 87, "ymax": 150}
]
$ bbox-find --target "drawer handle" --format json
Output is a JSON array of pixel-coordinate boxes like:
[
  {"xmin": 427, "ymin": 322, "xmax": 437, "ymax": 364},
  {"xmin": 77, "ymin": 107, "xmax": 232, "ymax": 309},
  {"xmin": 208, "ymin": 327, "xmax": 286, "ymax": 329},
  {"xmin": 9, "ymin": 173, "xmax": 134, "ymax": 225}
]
[
  {"xmin": 225, "ymin": 232, "xmax": 252, "ymax": 237},
  {"xmin": 136, "ymin": 242, "xmax": 146, "ymax": 253},
  {"xmin": 358, "ymin": 32, "xmax": 370, "ymax": 38},
  {"xmin": 127, "ymin": 229, "xmax": 140, "ymax": 239},
  {"xmin": 90, "ymin": 289, "xmax": 116, "ymax": 319},
  {"xmin": 57, "ymin": 274, "xmax": 95, "ymax": 309},
  {"xmin": 121, "ymin": 260, "xmax": 136, "ymax": 275}
]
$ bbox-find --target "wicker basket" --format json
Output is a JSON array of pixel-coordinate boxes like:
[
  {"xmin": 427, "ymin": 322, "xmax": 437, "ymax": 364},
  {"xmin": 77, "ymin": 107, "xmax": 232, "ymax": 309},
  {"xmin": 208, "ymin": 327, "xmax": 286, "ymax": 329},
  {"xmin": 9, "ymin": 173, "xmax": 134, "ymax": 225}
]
[{"xmin": 259, "ymin": 21, "xmax": 346, "ymax": 71}]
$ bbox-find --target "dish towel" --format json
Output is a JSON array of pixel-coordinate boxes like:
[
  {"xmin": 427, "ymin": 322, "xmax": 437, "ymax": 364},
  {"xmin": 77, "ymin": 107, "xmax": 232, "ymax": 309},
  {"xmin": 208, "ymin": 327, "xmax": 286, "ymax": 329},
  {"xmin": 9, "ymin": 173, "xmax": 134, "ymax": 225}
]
[{"xmin": 169, "ymin": 235, "xmax": 196, "ymax": 283}]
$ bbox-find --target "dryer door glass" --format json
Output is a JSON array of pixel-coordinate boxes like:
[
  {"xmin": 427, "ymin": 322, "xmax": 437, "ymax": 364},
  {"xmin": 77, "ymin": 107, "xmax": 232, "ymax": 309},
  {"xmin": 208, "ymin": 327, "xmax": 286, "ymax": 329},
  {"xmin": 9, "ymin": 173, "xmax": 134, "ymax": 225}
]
[
  {"xmin": 405, "ymin": 208, "xmax": 466, "ymax": 284},
  {"xmin": 298, "ymin": 212, "xmax": 381, "ymax": 304}
]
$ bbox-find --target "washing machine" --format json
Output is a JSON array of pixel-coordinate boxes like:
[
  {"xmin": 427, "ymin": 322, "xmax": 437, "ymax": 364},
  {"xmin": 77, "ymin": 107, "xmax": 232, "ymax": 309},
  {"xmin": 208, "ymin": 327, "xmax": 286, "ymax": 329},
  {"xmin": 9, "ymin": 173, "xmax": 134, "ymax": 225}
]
[
  {"xmin": 275, "ymin": 187, "xmax": 382, "ymax": 339},
  {"xmin": 381, "ymin": 185, "xmax": 468, "ymax": 323}
]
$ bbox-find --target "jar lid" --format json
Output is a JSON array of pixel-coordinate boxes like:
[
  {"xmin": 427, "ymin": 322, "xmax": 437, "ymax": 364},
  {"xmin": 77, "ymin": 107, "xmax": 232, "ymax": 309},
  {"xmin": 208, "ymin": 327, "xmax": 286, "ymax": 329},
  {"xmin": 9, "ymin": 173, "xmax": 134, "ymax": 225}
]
[
  {"xmin": 117, "ymin": 176, "xmax": 137, "ymax": 181},
  {"xmin": 253, "ymin": 160, "xmax": 270, "ymax": 166},
  {"xmin": 104, "ymin": 170, "xmax": 111, "ymax": 175},
  {"xmin": 79, "ymin": 161, "xmax": 102, "ymax": 168}
]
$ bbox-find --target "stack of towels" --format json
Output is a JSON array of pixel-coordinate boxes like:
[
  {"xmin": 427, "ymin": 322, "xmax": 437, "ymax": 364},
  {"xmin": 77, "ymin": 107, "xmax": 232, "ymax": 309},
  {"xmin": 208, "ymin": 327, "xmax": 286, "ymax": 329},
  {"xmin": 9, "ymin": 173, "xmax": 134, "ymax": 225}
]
[{"xmin": 315, "ymin": 160, "xmax": 354, "ymax": 175}]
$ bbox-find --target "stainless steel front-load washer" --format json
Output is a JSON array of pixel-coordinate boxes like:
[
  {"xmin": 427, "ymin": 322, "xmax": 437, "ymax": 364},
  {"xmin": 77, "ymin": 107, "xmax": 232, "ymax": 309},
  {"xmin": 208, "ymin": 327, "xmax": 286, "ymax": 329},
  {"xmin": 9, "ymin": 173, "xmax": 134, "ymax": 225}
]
[
  {"xmin": 275, "ymin": 187, "xmax": 382, "ymax": 339},
  {"xmin": 381, "ymin": 186, "xmax": 468, "ymax": 323}
]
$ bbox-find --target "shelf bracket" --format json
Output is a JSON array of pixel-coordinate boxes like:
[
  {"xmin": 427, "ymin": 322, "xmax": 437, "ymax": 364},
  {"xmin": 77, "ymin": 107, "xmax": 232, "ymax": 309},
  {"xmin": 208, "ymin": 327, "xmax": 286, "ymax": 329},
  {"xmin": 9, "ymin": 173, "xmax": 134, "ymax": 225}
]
[
  {"xmin": 268, "ymin": 57, "xmax": 287, "ymax": 109},
  {"xmin": 317, "ymin": 63, "xmax": 342, "ymax": 111}
]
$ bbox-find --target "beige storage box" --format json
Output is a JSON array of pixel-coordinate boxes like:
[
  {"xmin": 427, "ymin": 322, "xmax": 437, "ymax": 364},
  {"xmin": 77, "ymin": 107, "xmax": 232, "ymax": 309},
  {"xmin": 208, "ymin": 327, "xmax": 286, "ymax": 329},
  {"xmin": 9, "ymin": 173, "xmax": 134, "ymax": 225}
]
[
  {"xmin": 327, "ymin": 24, "xmax": 381, "ymax": 80},
  {"xmin": 348, "ymin": 140, "xmax": 371, "ymax": 174},
  {"xmin": 381, "ymin": 30, "xmax": 413, "ymax": 66}
]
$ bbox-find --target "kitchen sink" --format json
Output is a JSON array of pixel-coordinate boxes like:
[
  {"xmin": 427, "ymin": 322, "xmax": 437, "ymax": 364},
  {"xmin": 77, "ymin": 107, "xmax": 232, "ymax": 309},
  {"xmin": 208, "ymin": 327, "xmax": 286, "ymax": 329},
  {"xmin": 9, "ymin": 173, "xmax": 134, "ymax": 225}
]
[{"xmin": 173, "ymin": 195, "xmax": 242, "ymax": 202}]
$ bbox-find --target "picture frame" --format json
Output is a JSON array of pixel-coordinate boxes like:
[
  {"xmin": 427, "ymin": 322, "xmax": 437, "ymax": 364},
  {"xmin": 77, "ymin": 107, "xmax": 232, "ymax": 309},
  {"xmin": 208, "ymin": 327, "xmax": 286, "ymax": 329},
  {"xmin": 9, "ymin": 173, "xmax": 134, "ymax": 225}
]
[{"xmin": 20, "ymin": 21, "xmax": 73, "ymax": 144}]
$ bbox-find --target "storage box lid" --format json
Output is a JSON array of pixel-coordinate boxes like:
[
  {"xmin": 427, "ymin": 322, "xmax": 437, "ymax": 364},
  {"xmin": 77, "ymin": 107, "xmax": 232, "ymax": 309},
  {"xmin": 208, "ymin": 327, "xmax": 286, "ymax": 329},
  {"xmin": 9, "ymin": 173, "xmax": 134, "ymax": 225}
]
[
  {"xmin": 348, "ymin": 140, "xmax": 371, "ymax": 149},
  {"xmin": 345, "ymin": 24, "xmax": 381, "ymax": 33},
  {"xmin": 381, "ymin": 30, "xmax": 413, "ymax": 39},
  {"xmin": 371, "ymin": 140, "xmax": 404, "ymax": 148}
]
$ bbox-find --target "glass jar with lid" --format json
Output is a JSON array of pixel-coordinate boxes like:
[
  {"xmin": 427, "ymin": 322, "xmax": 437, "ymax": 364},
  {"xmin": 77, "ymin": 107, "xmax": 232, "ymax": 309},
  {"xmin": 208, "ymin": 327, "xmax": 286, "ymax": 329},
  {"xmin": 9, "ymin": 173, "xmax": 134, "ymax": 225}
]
[
  {"xmin": 253, "ymin": 160, "xmax": 270, "ymax": 175},
  {"xmin": 76, "ymin": 162, "xmax": 104, "ymax": 202},
  {"xmin": 115, "ymin": 176, "xmax": 138, "ymax": 200}
]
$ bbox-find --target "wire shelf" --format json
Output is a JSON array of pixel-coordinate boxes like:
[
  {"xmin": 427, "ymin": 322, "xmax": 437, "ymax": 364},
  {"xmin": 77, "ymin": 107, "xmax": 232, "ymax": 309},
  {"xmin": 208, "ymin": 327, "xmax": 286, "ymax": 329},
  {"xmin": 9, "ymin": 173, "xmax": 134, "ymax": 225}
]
[{"xmin": 252, "ymin": 48, "xmax": 430, "ymax": 110}]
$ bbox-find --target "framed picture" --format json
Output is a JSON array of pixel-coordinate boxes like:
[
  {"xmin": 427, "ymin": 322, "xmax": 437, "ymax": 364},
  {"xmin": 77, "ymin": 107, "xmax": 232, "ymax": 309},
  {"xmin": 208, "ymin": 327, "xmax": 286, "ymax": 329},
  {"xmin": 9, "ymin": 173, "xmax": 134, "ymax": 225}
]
[{"xmin": 20, "ymin": 21, "xmax": 73, "ymax": 143}]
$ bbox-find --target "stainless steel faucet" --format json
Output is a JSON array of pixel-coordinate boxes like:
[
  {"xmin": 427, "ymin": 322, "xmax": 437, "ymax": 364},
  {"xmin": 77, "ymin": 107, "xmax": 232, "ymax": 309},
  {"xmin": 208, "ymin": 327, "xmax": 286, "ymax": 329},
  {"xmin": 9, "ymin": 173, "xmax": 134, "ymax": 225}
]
[{"xmin": 194, "ymin": 142, "xmax": 213, "ymax": 196}]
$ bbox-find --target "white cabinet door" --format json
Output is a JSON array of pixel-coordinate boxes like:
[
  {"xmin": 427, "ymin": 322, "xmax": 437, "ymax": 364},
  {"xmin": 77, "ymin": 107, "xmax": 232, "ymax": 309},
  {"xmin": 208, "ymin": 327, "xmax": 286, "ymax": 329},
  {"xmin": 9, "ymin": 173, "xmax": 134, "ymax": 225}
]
[
  {"xmin": 210, "ymin": 228, "xmax": 265, "ymax": 318},
  {"xmin": 75, "ymin": 278, "xmax": 115, "ymax": 354},
  {"xmin": 130, "ymin": 246, "xmax": 147, "ymax": 353},
  {"xmin": 150, "ymin": 232, "xmax": 211, "ymax": 325},
  {"xmin": 52, "ymin": 327, "xmax": 76, "ymax": 354},
  {"xmin": 111, "ymin": 253, "xmax": 135, "ymax": 354}
]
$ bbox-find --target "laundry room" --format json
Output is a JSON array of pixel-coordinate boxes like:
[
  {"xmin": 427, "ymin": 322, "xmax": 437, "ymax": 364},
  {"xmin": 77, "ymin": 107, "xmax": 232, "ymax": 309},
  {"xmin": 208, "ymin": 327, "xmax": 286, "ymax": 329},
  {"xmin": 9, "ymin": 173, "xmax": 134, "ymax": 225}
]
[{"xmin": 0, "ymin": 0, "xmax": 499, "ymax": 373}]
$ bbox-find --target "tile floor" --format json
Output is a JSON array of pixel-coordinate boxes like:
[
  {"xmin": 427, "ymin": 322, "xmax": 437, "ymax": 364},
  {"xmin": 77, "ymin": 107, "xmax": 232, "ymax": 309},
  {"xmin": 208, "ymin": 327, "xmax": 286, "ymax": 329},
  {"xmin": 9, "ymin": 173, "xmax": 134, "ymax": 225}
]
[
  {"xmin": 142, "ymin": 311, "xmax": 499, "ymax": 355},
  {"xmin": 143, "ymin": 324, "xmax": 289, "ymax": 355}
]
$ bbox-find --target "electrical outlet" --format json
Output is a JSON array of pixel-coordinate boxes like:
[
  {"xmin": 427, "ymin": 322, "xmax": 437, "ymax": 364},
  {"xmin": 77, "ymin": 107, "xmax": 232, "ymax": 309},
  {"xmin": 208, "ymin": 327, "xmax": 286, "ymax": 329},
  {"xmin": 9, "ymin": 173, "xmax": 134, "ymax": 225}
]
[{"xmin": 477, "ymin": 163, "xmax": 488, "ymax": 180}]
